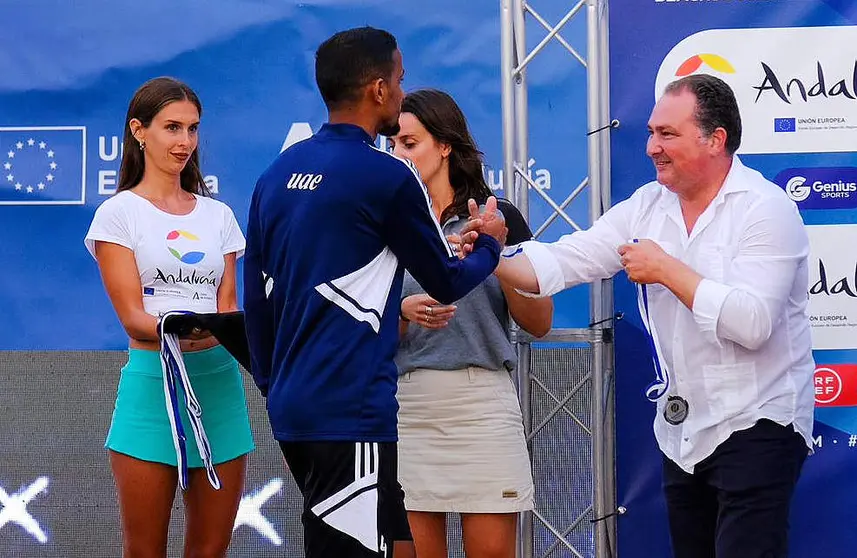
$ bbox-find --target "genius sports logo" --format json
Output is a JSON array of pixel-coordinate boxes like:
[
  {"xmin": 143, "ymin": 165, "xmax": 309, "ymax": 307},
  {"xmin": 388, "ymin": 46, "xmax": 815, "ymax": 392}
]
[
  {"xmin": 166, "ymin": 230, "xmax": 205, "ymax": 264},
  {"xmin": 774, "ymin": 167, "xmax": 857, "ymax": 210},
  {"xmin": 655, "ymin": 26, "xmax": 857, "ymax": 155}
]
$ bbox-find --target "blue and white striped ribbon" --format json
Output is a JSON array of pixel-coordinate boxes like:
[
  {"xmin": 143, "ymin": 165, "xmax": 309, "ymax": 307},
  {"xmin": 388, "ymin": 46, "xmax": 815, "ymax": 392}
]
[
  {"xmin": 632, "ymin": 239, "xmax": 671, "ymax": 402},
  {"xmin": 158, "ymin": 311, "xmax": 221, "ymax": 491}
]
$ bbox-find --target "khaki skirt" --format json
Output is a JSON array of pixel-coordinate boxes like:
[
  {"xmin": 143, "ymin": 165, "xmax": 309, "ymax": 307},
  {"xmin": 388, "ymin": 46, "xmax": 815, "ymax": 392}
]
[{"xmin": 396, "ymin": 366, "xmax": 535, "ymax": 513}]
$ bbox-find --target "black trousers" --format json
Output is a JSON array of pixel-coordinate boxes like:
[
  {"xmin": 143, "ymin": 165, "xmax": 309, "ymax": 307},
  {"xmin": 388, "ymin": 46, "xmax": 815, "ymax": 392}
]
[{"xmin": 663, "ymin": 419, "xmax": 808, "ymax": 558}]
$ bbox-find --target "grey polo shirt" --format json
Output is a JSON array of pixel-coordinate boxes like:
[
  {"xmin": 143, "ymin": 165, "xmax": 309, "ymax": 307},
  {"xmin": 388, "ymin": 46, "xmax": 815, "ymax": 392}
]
[{"xmin": 395, "ymin": 199, "xmax": 533, "ymax": 375}]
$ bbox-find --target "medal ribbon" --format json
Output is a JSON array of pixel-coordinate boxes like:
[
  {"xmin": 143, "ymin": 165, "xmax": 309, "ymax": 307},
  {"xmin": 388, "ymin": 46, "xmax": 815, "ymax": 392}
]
[
  {"xmin": 158, "ymin": 311, "xmax": 222, "ymax": 491},
  {"xmin": 633, "ymin": 239, "xmax": 671, "ymax": 402}
]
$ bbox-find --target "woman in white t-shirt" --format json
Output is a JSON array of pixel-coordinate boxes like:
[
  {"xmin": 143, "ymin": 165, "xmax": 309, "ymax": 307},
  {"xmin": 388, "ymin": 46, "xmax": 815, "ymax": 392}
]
[{"xmin": 84, "ymin": 77, "xmax": 253, "ymax": 556}]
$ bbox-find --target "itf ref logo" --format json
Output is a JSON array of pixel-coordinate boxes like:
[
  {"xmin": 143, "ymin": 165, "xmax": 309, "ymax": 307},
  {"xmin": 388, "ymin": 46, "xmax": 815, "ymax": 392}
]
[
  {"xmin": 815, "ymin": 365, "xmax": 857, "ymax": 407},
  {"xmin": 774, "ymin": 168, "xmax": 857, "ymax": 210},
  {"xmin": 0, "ymin": 126, "xmax": 86, "ymax": 205}
]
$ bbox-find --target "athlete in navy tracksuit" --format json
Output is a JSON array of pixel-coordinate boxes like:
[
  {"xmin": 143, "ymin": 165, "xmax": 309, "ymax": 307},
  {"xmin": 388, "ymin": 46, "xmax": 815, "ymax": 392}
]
[{"xmin": 243, "ymin": 27, "xmax": 504, "ymax": 558}]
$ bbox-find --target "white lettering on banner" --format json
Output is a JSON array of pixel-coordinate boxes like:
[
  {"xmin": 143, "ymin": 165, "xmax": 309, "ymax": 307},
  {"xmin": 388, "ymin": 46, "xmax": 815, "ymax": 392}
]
[
  {"xmin": 96, "ymin": 134, "xmax": 219, "ymax": 195},
  {"xmin": 98, "ymin": 135, "xmax": 121, "ymax": 161},
  {"xmin": 813, "ymin": 180, "xmax": 857, "ymax": 195},
  {"xmin": 484, "ymin": 158, "xmax": 552, "ymax": 192},
  {"xmin": 97, "ymin": 136, "xmax": 122, "ymax": 163},
  {"xmin": 806, "ymin": 224, "xmax": 857, "ymax": 350},
  {"xmin": 281, "ymin": 122, "xmax": 554, "ymax": 195},
  {"xmin": 0, "ymin": 476, "xmax": 49, "ymax": 544},
  {"xmin": 655, "ymin": 26, "xmax": 857, "ymax": 154},
  {"xmin": 98, "ymin": 169, "xmax": 117, "ymax": 195},
  {"xmin": 785, "ymin": 176, "xmax": 857, "ymax": 203}
]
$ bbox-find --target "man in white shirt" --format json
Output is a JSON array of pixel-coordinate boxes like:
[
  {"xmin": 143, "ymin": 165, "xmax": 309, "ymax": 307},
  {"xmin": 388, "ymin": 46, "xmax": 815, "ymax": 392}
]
[{"xmin": 493, "ymin": 74, "xmax": 815, "ymax": 558}]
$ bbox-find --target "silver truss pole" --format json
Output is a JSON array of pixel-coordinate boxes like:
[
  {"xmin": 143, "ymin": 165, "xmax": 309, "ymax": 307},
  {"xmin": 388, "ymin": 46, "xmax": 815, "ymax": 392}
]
[
  {"xmin": 598, "ymin": 1, "xmax": 617, "ymax": 555},
  {"xmin": 513, "ymin": 0, "xmax": 529, "ymax": 219},
  {"xmin": 501, "ymin": 2, "xmax": 534, "ymax": 557},
  {"xmin": 587, "ymin": 1, "xmax": 617, "ymax": 557},
  {"xmin": 501, "ymin": 0, "xmax": 516, "ymax": 211},
  {"xmin": 504, "ymin": 0, "xmax": 534, "ymax": 558},
  {"xmin": 516, "ymin": 342, "xmax": 534, "ymax": 558},
  {"xmin": 503, "ymin": 0, "xmax": 616, "ymax": 556}
]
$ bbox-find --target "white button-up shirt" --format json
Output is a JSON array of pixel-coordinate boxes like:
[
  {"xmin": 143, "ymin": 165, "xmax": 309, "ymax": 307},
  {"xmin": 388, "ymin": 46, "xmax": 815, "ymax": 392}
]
[{"xmin": 520, "ymin": 156, "xmax": 815, "ymax": 472}]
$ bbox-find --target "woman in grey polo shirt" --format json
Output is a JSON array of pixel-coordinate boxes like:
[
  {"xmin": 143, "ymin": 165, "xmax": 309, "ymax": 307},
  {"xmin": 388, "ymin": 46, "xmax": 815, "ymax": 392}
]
[{"xmin": 390, "ymin": 89, "xmax": 553, "ymax": 558}]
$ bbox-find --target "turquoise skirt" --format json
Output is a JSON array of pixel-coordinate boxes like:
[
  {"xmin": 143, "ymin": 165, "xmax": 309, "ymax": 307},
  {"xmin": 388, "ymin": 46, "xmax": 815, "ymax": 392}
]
[{"xmin": 106, "ymin": 345, "xmax": 255, "ymax": 467}]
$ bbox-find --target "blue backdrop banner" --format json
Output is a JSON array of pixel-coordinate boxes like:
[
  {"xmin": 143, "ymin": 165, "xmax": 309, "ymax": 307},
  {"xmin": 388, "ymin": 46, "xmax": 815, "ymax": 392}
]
[
  {"xmin": 610, "ymin": 1, "xmax": 857, "ymax": 556},
  {"xmin": 0, "ymin": 0, "xmax": 591, "ymax": 351}
]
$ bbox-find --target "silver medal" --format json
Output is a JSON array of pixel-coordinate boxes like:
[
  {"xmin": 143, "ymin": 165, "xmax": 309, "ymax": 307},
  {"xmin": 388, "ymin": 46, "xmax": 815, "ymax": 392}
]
[{"xmin": 663, "ymin": 396, "xmax": 689, "ymax": 425}]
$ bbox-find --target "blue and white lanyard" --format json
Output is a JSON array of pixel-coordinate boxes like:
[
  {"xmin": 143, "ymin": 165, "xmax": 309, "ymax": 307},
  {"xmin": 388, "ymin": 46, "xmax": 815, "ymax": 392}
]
[
  {"xmin": 632, "ymin": 240, "xmax": 671, "ymax": 403},
  {"xmin": 158, "ymin": 311, "xmax": 221, "ymax": 491}
]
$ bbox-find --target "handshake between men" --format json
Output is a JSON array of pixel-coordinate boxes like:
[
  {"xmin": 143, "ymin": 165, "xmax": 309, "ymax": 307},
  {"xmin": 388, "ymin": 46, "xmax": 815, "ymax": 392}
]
[
  {"xmin": 456, "ymin": 196, "xmax": 705, "ymax": 304},
  {"xmin": 452, "ymin": 197, "xmax": 508, "ymax": 259},
  {"xmin": 452, "ymin": 196, "xmax": 543, "ymax": 296}
]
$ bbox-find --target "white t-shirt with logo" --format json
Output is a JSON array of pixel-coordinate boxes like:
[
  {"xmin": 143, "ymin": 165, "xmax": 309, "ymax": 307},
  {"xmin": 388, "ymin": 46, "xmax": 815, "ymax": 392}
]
[{"xmin": 84, "ymin": 190, "xmax": 245, "ymax": 317}]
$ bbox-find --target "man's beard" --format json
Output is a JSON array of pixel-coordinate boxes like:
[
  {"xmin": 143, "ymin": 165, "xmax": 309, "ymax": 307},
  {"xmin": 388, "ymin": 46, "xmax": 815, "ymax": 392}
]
[{"xmin": 378, "ymin": 119, "xmax": 401, "ymax": 138}]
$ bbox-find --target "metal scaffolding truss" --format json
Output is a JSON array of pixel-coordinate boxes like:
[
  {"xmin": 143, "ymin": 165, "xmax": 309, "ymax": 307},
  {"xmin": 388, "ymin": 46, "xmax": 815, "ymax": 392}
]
[{"xmin": 501, "ymin": 0, "xmax": 617, "ymax": 557}]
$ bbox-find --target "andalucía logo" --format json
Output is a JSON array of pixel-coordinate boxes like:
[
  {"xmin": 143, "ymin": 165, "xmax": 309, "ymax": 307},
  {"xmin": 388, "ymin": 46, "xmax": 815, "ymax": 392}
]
[
  {"xmin": 656, "ymin": 27, "xmax": 857, "ymax": 155},
  {"xmin": 166, "ymin": 230, "xmax": 205, "ymax": 264},
  {"xmin": 675, "ymin": 53, "xmax": 735, "ymax": 77}
]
